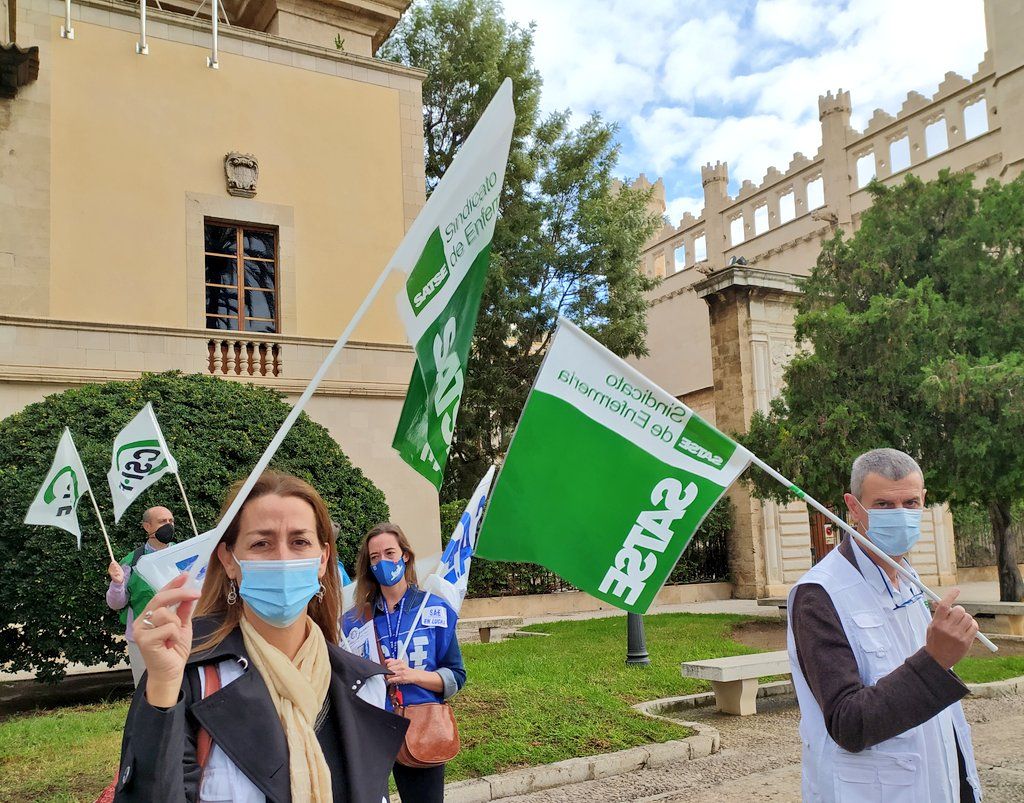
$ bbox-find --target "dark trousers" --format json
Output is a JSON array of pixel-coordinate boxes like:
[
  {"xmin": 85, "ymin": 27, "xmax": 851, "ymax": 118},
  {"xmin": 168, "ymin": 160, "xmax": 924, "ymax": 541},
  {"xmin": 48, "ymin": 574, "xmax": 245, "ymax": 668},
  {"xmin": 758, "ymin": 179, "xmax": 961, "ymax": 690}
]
[{"xmin": 392, "ymin": 761, "xmax": 445, "ymax": 803}]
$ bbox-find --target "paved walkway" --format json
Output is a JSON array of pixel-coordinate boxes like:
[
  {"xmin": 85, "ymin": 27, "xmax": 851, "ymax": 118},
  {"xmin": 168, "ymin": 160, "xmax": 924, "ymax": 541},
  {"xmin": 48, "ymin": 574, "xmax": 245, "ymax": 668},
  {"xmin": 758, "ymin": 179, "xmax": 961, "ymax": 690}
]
[{"xmin": 502, "ymin": 692, "xmax": 1024, "ymax": 802}]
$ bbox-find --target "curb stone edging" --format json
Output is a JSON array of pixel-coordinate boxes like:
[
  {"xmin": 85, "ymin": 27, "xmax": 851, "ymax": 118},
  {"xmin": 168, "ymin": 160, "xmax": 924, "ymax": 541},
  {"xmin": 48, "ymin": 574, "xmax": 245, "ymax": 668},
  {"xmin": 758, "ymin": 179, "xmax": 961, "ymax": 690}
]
[
  {"xmin": 441, "ymin": 723, "xmax": 721, "ymax": 803},
  {"xmin": 966, "ymin": 674, "xmax": 1024, "ymax": 698}
]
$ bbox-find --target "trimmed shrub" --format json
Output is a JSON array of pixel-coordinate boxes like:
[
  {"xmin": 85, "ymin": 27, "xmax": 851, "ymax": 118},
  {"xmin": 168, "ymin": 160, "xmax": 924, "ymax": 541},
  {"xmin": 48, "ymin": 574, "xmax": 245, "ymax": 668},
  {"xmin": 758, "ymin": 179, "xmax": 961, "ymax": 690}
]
[{"xmin": 0, "ymin": 371, "xmax": 388, "ymax": 680}]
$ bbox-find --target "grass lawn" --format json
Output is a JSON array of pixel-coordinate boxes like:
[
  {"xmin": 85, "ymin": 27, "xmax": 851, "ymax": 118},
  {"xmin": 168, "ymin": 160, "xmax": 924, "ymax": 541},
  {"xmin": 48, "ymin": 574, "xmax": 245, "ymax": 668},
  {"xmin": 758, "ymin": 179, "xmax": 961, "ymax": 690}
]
[{"xmin": 2, "ymin": 612, "xmax": 1023, "ymax": 801}]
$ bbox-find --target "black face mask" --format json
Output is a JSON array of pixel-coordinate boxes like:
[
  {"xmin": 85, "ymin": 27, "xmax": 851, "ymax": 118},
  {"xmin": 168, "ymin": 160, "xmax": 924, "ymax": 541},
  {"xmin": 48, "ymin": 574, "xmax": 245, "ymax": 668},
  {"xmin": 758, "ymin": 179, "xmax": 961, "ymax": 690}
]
[{"xmin": 153, "ymin": 523, "xmax": 175, "ymax": 544}]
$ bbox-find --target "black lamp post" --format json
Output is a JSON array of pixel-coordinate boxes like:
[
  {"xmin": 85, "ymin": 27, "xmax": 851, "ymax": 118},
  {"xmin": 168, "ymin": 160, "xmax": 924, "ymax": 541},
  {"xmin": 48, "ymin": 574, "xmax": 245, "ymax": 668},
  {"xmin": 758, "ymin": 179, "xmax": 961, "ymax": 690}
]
[{"xmin": 625, "ymin": 612, "xmax": 650, "ymax": 666}]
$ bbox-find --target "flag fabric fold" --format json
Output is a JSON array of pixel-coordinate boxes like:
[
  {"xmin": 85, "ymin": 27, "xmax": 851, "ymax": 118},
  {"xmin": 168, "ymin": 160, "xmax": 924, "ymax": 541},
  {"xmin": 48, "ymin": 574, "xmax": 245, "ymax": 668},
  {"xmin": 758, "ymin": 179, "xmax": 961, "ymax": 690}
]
[
  {"xmin": 475, "ymin": 318, "xmax": 752, "ymax": 614},
  {"xmin": 24, "ymin": 428, "xmax": 93, "ymax": 548},
  {"xmin": 399, "ymin": 466, "xmax": 495, "ymax": 659},
  {"xmin": 106, "ymin": 403, "xmax": 180, "ymax": 523},
  {"xmin": 391, "ymin": 79, "xmax": 516, "ymax": 489}
]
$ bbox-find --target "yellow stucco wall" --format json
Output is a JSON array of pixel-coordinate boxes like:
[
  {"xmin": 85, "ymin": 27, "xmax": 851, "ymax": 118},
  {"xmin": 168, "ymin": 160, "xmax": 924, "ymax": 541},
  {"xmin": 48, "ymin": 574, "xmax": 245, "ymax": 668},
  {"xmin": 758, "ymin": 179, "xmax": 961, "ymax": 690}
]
[{"xmin": 48, "ymin": 18, "xmax": 409, "ymax": 344}]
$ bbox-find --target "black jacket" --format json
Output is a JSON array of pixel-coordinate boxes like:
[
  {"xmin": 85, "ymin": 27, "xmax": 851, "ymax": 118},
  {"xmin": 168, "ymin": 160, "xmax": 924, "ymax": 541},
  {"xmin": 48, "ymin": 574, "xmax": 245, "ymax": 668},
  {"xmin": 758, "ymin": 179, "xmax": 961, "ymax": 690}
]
[{"xmin": 114, "ymin": 616, "xmax": 409, "ymax": 803}]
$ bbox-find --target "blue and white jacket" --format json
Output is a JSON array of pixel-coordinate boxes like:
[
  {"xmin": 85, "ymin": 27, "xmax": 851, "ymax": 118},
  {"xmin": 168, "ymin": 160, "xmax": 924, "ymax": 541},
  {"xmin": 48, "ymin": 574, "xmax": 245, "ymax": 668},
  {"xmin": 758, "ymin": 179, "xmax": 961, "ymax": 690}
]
[{"xmin": 342, "ymin": 585, "xmax": 466, "ymax": 709}]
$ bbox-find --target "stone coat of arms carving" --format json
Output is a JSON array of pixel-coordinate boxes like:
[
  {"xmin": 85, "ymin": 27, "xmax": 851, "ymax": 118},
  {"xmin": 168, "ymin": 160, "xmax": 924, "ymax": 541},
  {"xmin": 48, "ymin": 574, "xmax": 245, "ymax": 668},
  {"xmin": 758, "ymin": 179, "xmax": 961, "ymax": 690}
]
[{"xmin": 224, "ymin": 152, "xmax": 258, "ymax": 198}]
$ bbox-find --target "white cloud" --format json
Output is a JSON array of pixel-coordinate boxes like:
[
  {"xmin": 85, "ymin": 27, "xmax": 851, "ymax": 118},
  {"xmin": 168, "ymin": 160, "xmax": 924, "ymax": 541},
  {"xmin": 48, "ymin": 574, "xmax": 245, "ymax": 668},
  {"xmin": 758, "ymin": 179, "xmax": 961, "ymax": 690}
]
[
  {"xmin": 661, "ymin": 12, "xmax": 742, "ymax": 104},
  {"xmin": 755, "ymin": 0, "xmax": 831, "ymax": 46},
  {"xmin": 666, "ymin": 195, "xmax": 704, "ymax": 225},
  {"xmin": 502, "ymin": 0, "xmax": 987, "ymax": 204}
]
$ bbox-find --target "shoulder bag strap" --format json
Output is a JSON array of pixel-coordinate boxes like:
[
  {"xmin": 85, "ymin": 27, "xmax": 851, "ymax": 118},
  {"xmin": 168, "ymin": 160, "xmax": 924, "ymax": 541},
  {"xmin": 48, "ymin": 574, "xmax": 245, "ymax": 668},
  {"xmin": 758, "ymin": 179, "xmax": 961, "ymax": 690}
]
[{"xmin": 196, "ymin": 664, "xmax": 222, "ymax": 768}]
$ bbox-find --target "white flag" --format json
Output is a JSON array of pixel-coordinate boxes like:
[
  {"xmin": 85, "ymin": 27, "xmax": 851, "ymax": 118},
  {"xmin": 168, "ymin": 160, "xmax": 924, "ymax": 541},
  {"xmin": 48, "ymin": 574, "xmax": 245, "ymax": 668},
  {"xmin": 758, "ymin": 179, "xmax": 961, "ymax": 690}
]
[
  {"xmin": 422, "ymin": 466, "xmax": 495, "ymax": 612},
  {"xmin": 24, "ymin": 428, "xmax": 93, "ymax": 548},
  {"xmin": 106, "ymin": 403, "xmax": 180, "ymax": 523},
  {"xmin": 133, "ymin": 527, "xmax": 221, "ymax": 593}
]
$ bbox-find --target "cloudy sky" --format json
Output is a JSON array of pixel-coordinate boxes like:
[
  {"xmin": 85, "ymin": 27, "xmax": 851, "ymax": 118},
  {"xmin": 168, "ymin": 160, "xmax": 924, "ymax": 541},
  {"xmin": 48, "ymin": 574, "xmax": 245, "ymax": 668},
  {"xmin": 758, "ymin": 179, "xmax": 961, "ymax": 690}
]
[{"xmin": 501, "ymin": 0, "xmax": 988, "ymax": 224}]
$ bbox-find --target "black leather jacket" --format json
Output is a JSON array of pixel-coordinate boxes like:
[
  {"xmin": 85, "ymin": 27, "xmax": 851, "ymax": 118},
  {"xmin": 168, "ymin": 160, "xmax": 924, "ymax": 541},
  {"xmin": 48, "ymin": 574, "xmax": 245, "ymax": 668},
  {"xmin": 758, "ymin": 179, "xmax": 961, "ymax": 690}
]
[{"xmin": 114, "ymin": 616, "xmax": 408, "ymax": 803}]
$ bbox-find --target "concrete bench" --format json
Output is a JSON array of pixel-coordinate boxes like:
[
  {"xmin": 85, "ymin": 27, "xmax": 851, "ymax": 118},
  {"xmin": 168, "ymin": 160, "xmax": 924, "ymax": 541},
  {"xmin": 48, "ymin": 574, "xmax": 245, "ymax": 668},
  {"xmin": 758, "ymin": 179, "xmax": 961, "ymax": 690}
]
[
  {"xmin": 457, "ymin": 616, "xmax": 524, "ymax": 643},
  {"xmin": 681, "ymin": 650, "xmax": 791, "ymax": 716},
  {"xmin": 958, "ymin": 602, "xmax": 1024, "ymax": 636}
]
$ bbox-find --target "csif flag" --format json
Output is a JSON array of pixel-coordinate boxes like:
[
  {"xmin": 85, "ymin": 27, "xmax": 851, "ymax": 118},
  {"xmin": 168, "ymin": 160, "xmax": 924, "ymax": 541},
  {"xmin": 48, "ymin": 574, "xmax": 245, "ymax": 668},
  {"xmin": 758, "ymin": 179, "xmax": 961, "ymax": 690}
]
[
  {"xmin": 106, "ymin": 403, "xmax": 180, "ymax": 523},
  {"xmin": 475, "ymin": 319, "xmax": 752, "ymax": 614},
  {"xmin": 391, "ymin": 79, "xmax": 515, "ymax": 489},
  {"xmin": 24, "ymin": 428, "xmax": 93, "ymax": 548}
]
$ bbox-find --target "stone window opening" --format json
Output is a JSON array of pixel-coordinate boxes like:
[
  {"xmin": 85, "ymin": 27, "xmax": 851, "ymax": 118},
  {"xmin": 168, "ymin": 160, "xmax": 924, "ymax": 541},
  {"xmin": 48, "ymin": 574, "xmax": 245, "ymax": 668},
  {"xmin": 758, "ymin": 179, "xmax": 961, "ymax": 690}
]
[
  {"xmin": 673, "ymin": 244, "xmax": 686, "ymax": 272},
  {"xmin": 889, "ymin": 135, "xmax": 911, "ymax": 174},
  {"xmin": 730, "ymin": 215, "xmax": 745, "ymax": 246},
  {"xmin": 855, "ymin": 151, "xmax": 876, "ymax": 188},
  {"xmin": 753, "ymin": 204, "xmax": 769, "ymax": 236},
  {"xmin": 806, "ymin": 176, "xmax": 825, "ymax": 210},
  {"xmin": 204, "ymin": 219, "xmax": 279, "ymax": 333},
  {"xmin": 779, "ymin": 190, "xmax": 796, "ymax": 223},
  {"xmin": 963, "ymin": 97, "xmax": 989, "ymax": 140},
  {"xmin": 694, "ymin": 234, "xmax": 708, "ymax": 263},
  {"xmin": 925, "ymin": 118, "xmax": 949, "ymax": 157}
]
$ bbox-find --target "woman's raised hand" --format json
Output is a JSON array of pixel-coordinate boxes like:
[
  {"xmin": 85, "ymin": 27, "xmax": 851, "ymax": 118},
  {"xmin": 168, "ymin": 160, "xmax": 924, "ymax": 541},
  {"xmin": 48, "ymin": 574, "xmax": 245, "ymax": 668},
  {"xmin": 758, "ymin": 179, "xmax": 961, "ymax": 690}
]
[{"xmin": 131, "ymin": 573, "xmax": 201, "ymax": 708}]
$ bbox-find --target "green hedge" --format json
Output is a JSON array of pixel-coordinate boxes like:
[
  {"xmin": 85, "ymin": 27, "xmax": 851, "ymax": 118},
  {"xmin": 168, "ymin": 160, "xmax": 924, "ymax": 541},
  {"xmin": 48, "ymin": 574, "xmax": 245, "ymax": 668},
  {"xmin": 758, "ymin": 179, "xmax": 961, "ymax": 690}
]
[
  {"xmin": 0, "ymin": 372, "xmax": 388, "ymax": 680},
  {"xmin": 441, "ymin": 495, "xmax": 734, "ymax": 598}
]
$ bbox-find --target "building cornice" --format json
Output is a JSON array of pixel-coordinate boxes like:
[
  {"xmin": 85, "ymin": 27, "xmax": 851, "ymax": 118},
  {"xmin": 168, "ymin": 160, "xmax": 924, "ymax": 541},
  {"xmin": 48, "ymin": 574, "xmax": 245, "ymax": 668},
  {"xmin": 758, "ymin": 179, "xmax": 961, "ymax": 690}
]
[
  {"xmin": 0, "ymin": 315, "xmax": 414, "ymax": 354},
  {"xmin": 70, "ymin": 0, "xmax": 427, "ymax": 80},
  {"xmin": 0, "ymin": 364, "xmax": 408, "ymax": 398},
  {"xmin": 693, "ymin": 267, "xmax": 805, "ymax": 300}
]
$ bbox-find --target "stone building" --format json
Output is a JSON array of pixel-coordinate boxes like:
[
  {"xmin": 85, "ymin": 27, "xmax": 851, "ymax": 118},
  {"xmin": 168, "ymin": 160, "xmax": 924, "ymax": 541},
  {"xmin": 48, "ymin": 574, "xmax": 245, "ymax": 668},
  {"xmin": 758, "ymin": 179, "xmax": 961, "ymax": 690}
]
[
  {"xmin": 0, "ymin": 0, "xmax": 442, "ymax": 554},
  {"xmin": 632, "ymin": 0, "xmax": 1024, "ymax": 598}
]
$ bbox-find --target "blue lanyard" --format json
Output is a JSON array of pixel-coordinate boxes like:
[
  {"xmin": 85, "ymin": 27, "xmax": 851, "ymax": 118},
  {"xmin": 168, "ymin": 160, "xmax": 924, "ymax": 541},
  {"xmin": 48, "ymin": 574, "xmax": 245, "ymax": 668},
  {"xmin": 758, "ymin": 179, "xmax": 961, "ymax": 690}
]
[
  {"xmin": 873, "ymin": 561, "xmax": 924, "ymax": 611},
  {"xmin": 383, "ymin": 598, "xmax": 405, "ymax": 660}
]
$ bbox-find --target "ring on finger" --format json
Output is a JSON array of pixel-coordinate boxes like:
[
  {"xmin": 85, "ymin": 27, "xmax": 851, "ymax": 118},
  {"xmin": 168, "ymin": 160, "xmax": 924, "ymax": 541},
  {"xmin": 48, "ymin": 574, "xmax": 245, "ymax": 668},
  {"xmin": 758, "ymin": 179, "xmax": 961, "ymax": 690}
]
[{"xmin": 142, "ymin": 610, "xmax": 156, "ymax": 630}]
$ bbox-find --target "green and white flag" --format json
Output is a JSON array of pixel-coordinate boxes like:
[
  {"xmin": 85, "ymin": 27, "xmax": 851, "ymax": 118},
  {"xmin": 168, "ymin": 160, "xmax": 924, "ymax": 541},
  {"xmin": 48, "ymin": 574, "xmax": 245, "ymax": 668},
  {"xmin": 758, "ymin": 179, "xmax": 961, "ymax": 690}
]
[
  {"xmin": 106, "ymin": 403, "xmax": 180, "ymax": 523},
  {"xmin": 475, "ymin": 319, "xmax": 752, "ymax": 614},
  {"xmin": 24, "ymin": 428, "xmax": 93, "ymax": 548},
  {"xmin": 392, "ymin": 78, "xmax": 515, "ymax": 489}
]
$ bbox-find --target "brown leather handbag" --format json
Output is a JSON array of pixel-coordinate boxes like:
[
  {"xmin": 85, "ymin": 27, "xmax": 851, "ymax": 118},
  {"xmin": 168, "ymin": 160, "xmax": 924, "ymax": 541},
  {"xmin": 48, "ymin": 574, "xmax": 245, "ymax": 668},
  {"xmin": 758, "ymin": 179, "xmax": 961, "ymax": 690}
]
[
  {"xmin": 376, "ymin": 635, "xmax": 461, "ymax": 768},
  {"xmin": 392, "ymin": 697, "xmax": 461, "ymax": 768}
]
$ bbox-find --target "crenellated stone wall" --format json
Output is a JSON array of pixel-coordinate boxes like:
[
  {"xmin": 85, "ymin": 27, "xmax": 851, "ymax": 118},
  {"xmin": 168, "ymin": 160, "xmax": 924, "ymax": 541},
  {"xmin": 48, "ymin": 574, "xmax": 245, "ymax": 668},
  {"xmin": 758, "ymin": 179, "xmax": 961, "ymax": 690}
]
[{"xmin": 632, "ymin": 0, "xmax": 1023, "ymax": 596}]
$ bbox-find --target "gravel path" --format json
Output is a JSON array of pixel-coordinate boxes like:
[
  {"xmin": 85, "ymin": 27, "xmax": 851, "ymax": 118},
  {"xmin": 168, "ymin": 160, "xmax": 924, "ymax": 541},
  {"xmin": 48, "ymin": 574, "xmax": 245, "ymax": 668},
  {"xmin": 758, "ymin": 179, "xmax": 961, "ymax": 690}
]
[{"xmin": 501, "ymin": 693, "xmax": 1024, "ymax": 802}]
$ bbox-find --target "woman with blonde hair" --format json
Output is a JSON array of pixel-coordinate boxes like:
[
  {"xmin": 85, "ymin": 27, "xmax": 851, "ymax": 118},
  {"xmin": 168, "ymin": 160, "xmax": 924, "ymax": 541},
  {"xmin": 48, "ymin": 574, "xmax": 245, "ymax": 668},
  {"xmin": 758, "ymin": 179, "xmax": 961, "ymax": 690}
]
[
  {"xmin": 114, "ymin": 470, "xmax": 407, "ymax": 803},
  {"xmin": 343, "ymin": 522, "xmax": 466, "ymax": 803}
]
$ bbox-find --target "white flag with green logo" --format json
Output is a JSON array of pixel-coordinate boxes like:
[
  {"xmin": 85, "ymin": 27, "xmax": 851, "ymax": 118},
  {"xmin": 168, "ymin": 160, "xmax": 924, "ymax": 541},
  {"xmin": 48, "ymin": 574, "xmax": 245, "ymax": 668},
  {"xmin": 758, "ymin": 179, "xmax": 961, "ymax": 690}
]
[
  {"xmin": 106, "ymin": 403, "xmax": 180, "ymax": 523},
  {"xmin": 475, "ymin": 319, "xmax": 752, "ymax": 614},
  {"xmin": 24, "ymin": 428, "xmax": 93, "ymax": 548},
  {"xmin": 392, "ymin": 78, "xmax": 515, "ymax": 489}
]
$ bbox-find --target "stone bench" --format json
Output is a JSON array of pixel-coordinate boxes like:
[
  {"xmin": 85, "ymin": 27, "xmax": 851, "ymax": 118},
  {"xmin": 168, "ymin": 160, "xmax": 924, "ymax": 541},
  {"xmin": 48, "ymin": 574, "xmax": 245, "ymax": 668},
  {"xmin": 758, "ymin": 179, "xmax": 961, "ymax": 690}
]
[
  {"xmin": 958, "ymin": 601, "xmax": 1024, "ymax": 636},
  {"xmin": 457, "ymin": 616, "xmax": 524, "ymax": 643},
  {"xmin": 759, "ymin": 597, "xmax": 1023, "ymax": 635},
  {"xmin": 681, "ymin": 650, "xmax": 791, "ymax": 716}
]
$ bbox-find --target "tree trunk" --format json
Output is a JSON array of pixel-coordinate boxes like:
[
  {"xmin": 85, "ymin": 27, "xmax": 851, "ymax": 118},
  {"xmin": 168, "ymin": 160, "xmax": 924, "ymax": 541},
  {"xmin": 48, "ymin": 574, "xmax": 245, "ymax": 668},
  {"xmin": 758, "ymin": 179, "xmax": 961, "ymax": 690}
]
[{"xmin": 988, "ymin": 500, "xmax": 1024, "ymax": 602}]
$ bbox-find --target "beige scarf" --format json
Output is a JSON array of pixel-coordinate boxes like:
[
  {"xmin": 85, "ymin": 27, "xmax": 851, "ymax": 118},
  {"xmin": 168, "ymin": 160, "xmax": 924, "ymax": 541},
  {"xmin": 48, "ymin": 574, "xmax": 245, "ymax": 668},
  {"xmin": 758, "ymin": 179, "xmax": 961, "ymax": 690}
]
[{"xmin": 239, "ymin": 615, "xmax": 333, "ymax": 803}]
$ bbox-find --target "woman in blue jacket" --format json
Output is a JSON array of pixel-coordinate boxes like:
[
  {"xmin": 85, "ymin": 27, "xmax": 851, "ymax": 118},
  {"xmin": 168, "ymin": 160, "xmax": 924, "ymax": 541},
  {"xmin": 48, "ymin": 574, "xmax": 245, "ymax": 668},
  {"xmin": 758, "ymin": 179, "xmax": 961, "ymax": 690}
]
[{"xmin": 343, "ymin": 522, "xmax": 466, "ymax": 803}]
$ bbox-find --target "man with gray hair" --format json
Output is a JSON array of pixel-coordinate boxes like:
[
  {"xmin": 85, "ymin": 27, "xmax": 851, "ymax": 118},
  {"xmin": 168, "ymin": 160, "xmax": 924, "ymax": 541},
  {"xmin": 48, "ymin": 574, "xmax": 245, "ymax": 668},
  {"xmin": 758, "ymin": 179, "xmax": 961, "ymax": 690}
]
[
  {"xmin": 106, "ymin": 505, "xmax": 176, "ymax": 685},
  {"xmin": 788, "ymin": 448, "xmax": 982, "ymax": 802}
]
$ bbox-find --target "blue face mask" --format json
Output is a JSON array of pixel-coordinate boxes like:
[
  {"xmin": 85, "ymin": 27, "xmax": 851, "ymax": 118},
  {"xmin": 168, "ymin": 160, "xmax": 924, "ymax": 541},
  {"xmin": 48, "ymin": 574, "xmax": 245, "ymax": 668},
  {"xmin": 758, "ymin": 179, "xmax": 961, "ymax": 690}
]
[
  {"xmin": 864, "ymin": 507, "xmax": 923, "ymax": 556},
  {"xmin": 372, "ymin": 557, "xmax": 406, "ymax": 587},
  {"xmin": 234, "ymin": 556, "xmax": 322, "ymax": 628}
]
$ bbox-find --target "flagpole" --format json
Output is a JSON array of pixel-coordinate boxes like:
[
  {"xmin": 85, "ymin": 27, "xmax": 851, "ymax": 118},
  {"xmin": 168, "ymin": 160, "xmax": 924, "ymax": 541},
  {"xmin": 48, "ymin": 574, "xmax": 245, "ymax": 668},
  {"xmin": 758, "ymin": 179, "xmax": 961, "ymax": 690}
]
[
  {"xmin": 87, "ymin": 490, "xmax": 117, "ymax": 564},
  {"xmin": 747, "ymin": 453, "xmax": 998, "ymax": 653},
  {"xmin": 214, "ymin": 262, "xmax": 396, "ymax": 537},
  {"xmin": 174, "ymin": 472, "xmax": 200, "ymax": 539}
]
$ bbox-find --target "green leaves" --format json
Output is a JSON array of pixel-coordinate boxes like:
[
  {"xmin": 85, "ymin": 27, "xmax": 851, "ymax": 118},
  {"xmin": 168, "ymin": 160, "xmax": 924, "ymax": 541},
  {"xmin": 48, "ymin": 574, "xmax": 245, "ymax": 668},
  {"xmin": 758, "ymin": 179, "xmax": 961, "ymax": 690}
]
[
  {"xmin": 1, "ymin": 372, "xmax": 388, "ymax": 680},
  {"xmin": 382, "ymin": 0, "xmax": 661, "ymax": 500},
  {"xmin": 741, "ymin": 170, "xmax": 1024, "ymax": 598}
]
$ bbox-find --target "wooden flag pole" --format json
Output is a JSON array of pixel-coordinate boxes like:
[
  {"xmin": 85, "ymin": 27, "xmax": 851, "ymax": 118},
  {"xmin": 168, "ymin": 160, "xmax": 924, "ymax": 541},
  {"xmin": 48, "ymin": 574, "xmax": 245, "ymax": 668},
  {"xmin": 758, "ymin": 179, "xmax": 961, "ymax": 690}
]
[
  {"xmin": 174, "ymin": 472, "xmax": 200, "ymax": 539},
  {"xmin": 87, "ymin": 490, "xmax": 117, "ymax": 564}
]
